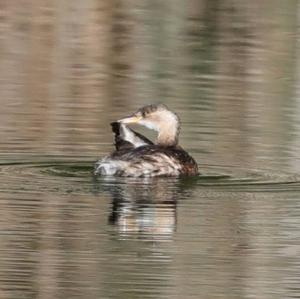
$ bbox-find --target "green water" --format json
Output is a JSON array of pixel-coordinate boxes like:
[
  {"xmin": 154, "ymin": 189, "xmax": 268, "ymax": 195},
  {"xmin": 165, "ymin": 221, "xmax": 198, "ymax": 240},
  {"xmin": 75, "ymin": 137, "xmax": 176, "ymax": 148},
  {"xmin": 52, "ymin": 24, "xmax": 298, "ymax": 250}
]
[{"xmin": 0, "ymin": 1, "xmax": 300, "ymax": 298}]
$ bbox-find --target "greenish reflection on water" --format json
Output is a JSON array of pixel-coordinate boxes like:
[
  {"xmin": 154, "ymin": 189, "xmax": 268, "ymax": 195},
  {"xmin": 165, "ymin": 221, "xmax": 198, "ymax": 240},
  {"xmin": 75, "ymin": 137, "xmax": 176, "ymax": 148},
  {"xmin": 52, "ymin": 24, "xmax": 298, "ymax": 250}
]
[{"xmin": 0, "ymin": 1, "xmax": 300, "ymax": 298}]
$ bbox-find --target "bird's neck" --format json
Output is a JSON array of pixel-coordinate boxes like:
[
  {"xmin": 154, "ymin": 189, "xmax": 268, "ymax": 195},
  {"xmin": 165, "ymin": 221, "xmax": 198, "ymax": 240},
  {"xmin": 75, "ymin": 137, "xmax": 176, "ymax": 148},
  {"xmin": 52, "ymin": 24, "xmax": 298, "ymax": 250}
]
[{"xmin": 157, "ymin": 124, "xmax": 179, "ymax": 146}]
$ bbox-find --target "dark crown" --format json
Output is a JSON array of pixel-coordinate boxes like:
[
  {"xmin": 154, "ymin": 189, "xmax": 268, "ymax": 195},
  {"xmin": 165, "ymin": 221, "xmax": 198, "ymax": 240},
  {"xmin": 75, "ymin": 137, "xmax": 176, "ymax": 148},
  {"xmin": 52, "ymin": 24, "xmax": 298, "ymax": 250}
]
[{"xmin": 137, "ymin": 104, "xmax": 168, "ymax": 117}]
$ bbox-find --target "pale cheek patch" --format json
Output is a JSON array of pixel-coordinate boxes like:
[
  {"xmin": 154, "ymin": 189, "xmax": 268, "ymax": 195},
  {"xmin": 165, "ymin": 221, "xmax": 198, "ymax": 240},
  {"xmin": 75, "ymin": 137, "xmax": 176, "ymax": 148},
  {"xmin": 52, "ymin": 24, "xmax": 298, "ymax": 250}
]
[{"xmin": 139, "ymin": 119, "xmax": 159, "ymax": 131}]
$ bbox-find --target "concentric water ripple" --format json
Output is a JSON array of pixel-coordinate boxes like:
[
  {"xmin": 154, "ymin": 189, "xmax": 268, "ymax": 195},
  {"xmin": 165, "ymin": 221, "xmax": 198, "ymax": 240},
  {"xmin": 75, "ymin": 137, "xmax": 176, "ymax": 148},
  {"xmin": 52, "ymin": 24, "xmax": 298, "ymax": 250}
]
[
  {"xmin": 1, "ymin": 160, "xmax": 300, "ymax": 194},
  {"xmin": 0, "ymin": 160, "xmax": 94, "ymax": 194},
  {"xmin": 196, "ymin": 164, "xmax": 300, "ymax": 192}
]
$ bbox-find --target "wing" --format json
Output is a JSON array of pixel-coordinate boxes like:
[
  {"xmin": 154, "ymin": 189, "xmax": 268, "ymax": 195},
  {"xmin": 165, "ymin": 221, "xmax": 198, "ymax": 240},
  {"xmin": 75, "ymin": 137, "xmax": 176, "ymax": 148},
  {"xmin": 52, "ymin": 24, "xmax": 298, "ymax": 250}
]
[{"xmin": 111, "ymin": 122, "xmax": 153, "ymax": 151}]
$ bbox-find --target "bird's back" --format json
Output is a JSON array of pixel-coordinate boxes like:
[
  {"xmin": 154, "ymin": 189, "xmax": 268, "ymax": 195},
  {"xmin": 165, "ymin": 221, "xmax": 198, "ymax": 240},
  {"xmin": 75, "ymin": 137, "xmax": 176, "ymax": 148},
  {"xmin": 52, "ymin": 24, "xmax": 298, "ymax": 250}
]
[
  {"xmin": 95, "ymin": 144, "xmax": 198, "ymax": 177},
  {"xmin": 95, "ymin": 120, "xmax": 198, "ymax": 177}
]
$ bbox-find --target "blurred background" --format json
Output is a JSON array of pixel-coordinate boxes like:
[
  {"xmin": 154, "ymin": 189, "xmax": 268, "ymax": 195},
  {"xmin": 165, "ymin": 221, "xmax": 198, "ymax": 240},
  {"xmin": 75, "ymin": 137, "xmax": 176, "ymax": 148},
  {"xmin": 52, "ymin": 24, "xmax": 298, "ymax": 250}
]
[
  {"xmin": 0, "ymin": 1, "xmax": 300, "ymax": 299},
  {"xmin": 1, "ymin": 0, "xmax": 300, "ymax": 170}
]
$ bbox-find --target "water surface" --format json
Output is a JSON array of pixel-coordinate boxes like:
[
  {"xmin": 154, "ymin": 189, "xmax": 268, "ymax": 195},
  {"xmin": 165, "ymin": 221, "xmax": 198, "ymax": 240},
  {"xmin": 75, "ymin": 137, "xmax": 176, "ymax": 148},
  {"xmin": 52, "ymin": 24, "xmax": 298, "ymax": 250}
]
[{"xmin": 0, "ymin": 1, "xmax": 300, "ymax": 298}]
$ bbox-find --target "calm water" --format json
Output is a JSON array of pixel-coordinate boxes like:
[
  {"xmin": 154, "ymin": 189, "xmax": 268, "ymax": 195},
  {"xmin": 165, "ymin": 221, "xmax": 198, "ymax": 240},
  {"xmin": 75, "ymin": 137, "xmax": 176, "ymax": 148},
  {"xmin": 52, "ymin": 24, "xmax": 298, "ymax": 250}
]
[{"xmin": 1, "ymin": 1, "xmax": 300, "ymax": 298}]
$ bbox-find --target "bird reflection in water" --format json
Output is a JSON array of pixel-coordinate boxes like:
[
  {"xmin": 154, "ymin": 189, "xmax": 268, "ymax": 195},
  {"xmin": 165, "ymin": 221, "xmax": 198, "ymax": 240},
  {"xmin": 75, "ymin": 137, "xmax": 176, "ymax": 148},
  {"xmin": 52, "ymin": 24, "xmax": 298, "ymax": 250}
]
[{"xmin": 99, "ymin": 177, "xmax": 188, "ymax": 239}]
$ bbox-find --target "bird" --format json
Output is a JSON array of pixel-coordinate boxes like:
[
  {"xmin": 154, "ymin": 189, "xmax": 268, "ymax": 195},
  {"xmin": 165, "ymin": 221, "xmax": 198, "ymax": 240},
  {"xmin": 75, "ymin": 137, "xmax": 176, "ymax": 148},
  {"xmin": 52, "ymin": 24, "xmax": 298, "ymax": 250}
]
[{"xmin": 94, "ymin": 104, "xmax": 198, "ymax": 177}]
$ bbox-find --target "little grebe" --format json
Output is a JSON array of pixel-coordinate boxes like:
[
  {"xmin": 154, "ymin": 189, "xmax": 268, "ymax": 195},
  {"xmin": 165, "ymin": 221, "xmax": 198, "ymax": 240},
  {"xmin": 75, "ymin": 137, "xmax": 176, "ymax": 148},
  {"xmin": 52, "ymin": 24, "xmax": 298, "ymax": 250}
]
[{"xmin": 95, "ymin": 104, "xmax": 198, "ymax": 177}]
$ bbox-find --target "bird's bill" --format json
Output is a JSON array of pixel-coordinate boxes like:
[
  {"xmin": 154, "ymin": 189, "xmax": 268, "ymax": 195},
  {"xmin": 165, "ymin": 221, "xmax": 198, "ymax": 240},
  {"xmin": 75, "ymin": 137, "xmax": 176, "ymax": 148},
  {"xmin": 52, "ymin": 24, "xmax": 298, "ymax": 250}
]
[{"xmin": 117, "ymin": 115, "xmax": 142, "ymax": 124}]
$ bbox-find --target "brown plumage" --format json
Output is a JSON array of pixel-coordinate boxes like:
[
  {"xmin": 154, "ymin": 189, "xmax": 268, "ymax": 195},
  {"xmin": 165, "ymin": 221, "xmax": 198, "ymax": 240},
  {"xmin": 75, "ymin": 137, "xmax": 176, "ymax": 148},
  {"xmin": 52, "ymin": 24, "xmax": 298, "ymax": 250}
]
[{"xmin": 95, "ymin": 104, "xmax": 198, "ymax": 177}]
